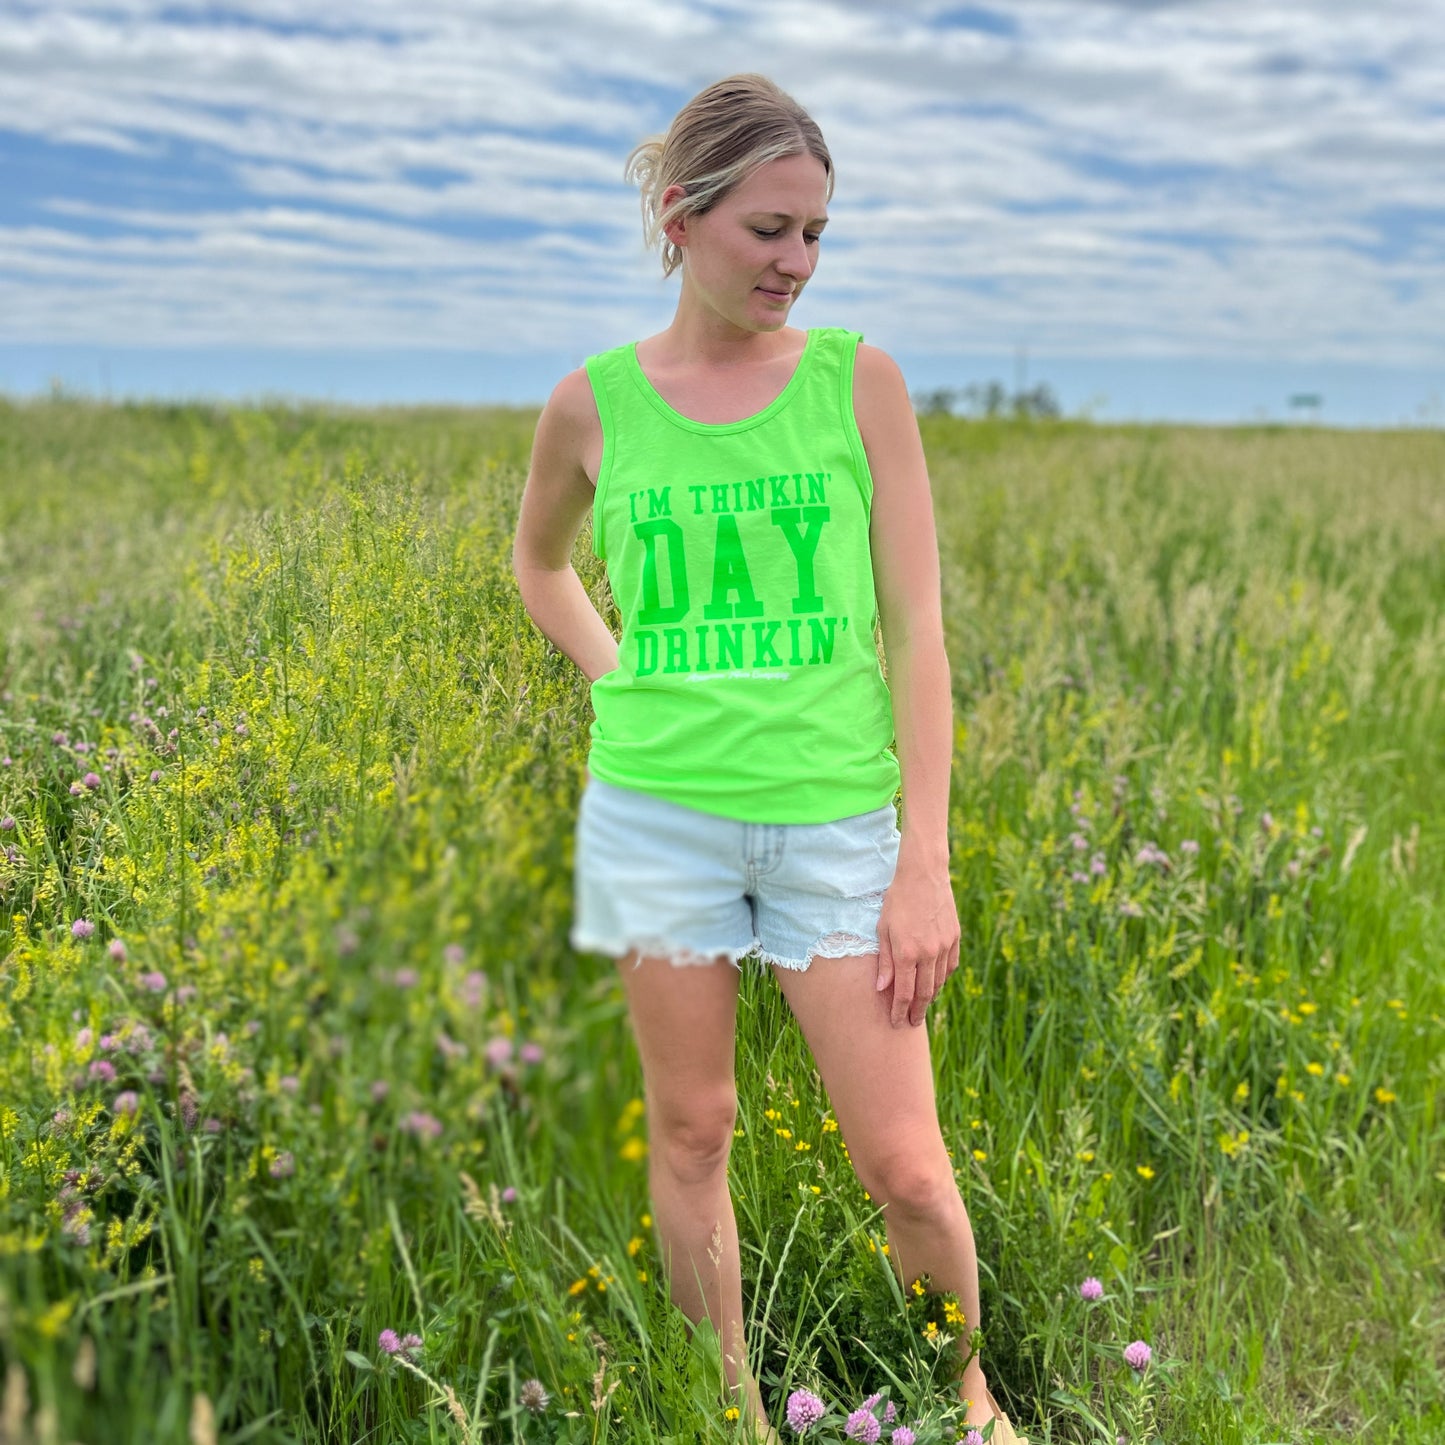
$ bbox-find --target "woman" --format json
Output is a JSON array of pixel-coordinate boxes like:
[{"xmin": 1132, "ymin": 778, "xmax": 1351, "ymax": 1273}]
[{"xmin": 511, "ymin": 73, "xmax": 1027, "ymax": 1445}]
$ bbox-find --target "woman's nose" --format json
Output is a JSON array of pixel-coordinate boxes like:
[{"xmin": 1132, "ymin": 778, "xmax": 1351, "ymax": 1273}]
[{"xmin": 777, "ymin": 233, "xmax": 814, "ymax": 280}]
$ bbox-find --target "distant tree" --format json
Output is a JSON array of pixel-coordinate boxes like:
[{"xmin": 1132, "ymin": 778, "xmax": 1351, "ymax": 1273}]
[
  {"xmin": 1012, "ymin": 382, "xmax": 1061, "ymax": 419},
  {"xmin": 912, "ymin": 386, "xmax": 959, "ymax": 415},
  {"xmin": 960, "ymin": 381, "xmax": 1009, "ymax": 418},
  {"xmin": 912, "ymin": 378, "xmax": 1062, "ymax": 420}
]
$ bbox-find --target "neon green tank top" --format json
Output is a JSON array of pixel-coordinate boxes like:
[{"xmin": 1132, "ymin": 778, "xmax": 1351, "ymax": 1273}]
[{"xmin": 583, "ymin": 326, "xmax": 900, "ymax": 824}]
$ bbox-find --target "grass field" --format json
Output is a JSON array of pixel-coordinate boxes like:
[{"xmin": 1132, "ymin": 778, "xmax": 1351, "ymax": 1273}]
[{"xmin": 0, "ymin": 397, "xmax": 1440, "ymax": 1444}]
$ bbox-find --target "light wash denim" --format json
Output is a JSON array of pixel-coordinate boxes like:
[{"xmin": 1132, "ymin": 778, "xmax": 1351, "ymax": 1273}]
[{"xmin": 570, "ymin": 772, "xmax": 901, "ymax": 972}]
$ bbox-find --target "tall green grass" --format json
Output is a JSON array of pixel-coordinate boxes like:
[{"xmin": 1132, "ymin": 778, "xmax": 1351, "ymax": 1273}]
[{"xmin": 0, "ymin": 396, "xmax": 1440, "ymax": 1443}]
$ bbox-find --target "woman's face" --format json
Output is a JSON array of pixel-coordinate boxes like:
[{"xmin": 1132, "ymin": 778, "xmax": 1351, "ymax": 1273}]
[{"xmin": 663, "ymin": 152, "xmax": 830, "ymax": 332}]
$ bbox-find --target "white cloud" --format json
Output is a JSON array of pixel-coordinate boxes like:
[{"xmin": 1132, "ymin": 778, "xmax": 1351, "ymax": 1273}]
[{"xmin": 0, "ymin": 0, "xmax": 1441, "ymax": 365}]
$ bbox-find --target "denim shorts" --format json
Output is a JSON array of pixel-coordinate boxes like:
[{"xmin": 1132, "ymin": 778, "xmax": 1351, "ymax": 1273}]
[{"xmin": 569, "ymin": 772, "xmax": 902, "ymax": 972}]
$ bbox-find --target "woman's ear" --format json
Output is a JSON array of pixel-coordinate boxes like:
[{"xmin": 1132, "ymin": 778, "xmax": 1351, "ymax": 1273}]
[{"xmin": 660, "ymin": 183, "xmax": 690, "ymax": 248}]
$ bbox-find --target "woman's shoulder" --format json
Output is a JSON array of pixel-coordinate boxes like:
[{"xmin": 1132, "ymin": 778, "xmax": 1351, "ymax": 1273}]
[
  {"xmin": 849, "ymin": 338, "xmax": 908, "ymax": 402},
  {"xmin": 533, "ymin": 365, "xmax": 605, "ymax": 488}
]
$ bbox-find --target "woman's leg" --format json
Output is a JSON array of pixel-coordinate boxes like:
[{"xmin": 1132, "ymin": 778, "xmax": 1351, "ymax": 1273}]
[
  {"xmin": 616, "ymin": 950, "xmax": 773, "ymax": 1437},
  {"xmin": 770, "ymin": 953, "xmax": 998, "ymax": 1431}
]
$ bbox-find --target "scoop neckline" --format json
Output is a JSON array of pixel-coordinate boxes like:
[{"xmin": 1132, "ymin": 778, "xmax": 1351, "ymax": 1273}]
[{"xmin": 624, "ymin": 329, "xmax": 819, "ymax": 434}]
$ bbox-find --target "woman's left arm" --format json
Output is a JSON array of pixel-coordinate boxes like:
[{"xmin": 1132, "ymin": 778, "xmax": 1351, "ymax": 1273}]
[{"xmin": 853, "ymin": 342, "xmax": 961, "ymax": 1029}]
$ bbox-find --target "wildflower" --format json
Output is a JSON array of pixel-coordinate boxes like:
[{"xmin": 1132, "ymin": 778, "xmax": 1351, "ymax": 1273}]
[
  {"xmin": 88, "ymin": 1060, "xmax": 116, "ymax": 1083},
  {"xmin": 269, "ymin": 1151, "xmax": 295, "ymax": 1179},
  {"xmin": 82, "ymin": 772, "xmax": 102, "ymax": 790},
  {"xmin": 107, "ymin": 938, "xmax": 127, "ymax": 963},
  {"xmin": 519, "ymin": 1378, "xmax": 550, "ymax": 1413},
  {"xmin": 139, "ymin": 971, "xmax": 168, "ymax": 993},
  {"xmin": 1180, "ymin": 839, "xmax": 1199, "ymax": 855},
  {"xmin": 484, "ymin": 1037, "xmax": 514, "ymax": 1068},
  {"xmin": 1080, "ymin": 1276, "xmax": 1103, "ymax": 1301},
  {"xmin": 279, "ymin": 1074, "xmax": 300, "ymax": 1094},
  {"xmin": 501, "ymin": 1186, "xmax": 517, "ymax": 1203},
  {"xmin": 442, "ymin": 942, "xmax": 466, "ymax": 966},
  {"xmin": 962, "ymin": 1432, "xmax": 984, "ymax": 1445},
  {"xmin": 401, "ymin": 1111, "xmax": 444, "ymax": 1140},
  {"xmin": 70, "ymin": 781, "xmax": 86, "ymax": 796},
  {"xmin": 112, "ymin": 1091, "xmax": 140, "ymax": 1116},
  {"xmin": 1136, "ymin": 1164, "xmax": 1155, "ymax": 1181},
  {"xmin": 1070, "ymin": 870, "xmax": 1090, "ymax": 884},
  {"xmin": 401, "ymin": 1333, "xmax": 422, "ymax": 1354},
  {"xmin": 1374, "ymin": 1087, "xmax": 1397, "ymax": 1105},
  {"xmin": 844, "ymin": 1406, "xmax": 881, "ymax": 1441},
  {"xmin": 1118, "ymin": 900, "xmax": 1143, "ymax": 919},
  {"xmin": 71, "ymin": 919, "xmax": 96, "ymax": 940},
  {"xmin": 392, "ymin": 967, "xmax": 419, "ymax": 989},
  {"xmin": 0, "ymin": 815, "xmax": 13, "ymax": 830},
  {"xmin": 786, "ymin": 1387, "xmax": 826, "ymax": 1432},
  {"xmin": 1123, "ymin": 1340, "xmax": 1152, "ymax": 1371},
  {"xmin": 435, "ymin": 1031, "xmax": 467, "ymax": 1062},
  {"xmin": 860, "ymin": 1392, "xmax": 897, "ymax": 1423},
  {"xmin": 1090, "ymin": 853, "xmax": 1107, "ymax": 877},
  {"xmin": 76, "ymin": 1027, "xmax": 93, "ymax": 1048},
  {"xmin": 378, "ymin": 1329, "xmax": 402, "ymax": 1354},
  {"xmin": 179, "ymin": 1092, "xmax": 199, "ymax": 1130},
  {"xmin": 520, "ymin": 1041, "xmax": 544, "ymax": 1065},
  {"xmin": 892, "ymin": 1430, "xmax": 916, "ymax": 1445}
]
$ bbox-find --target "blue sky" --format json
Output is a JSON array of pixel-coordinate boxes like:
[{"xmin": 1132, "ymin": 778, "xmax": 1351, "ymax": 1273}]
[{"xmin": 1, "ymin": 0, "xmax": 1442, "ymax": 427}]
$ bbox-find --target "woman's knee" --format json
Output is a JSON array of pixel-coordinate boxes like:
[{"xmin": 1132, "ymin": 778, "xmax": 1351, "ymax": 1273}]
[
  {"xmin": 859, "ymin": 1145, "xmax": 959, "ymax": 1221},
  {"xmin": 652, "ymin": 1092, "xmax": 738, "ymax": 1185}
]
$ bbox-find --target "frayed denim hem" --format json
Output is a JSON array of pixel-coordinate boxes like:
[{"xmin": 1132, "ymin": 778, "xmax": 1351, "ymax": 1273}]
[
  {"xmin": 569, "ymin": 928, "xmax": 882, "ymax": 973},
  {"xmin": 755, "ymin": 930, "xmax": 881, "ymax": 972},
  {"xmin": 570, "ymin": 929, "xmax": 755, "ymax": 970}
]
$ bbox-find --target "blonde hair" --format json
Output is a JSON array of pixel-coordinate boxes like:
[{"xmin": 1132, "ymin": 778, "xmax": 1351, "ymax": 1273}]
[{"xmin": 624, "ymin": 73, "xmax": 834, "ymax": 280}]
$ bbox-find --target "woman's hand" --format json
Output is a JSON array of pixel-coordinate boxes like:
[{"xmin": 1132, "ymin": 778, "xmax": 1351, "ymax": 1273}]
[{"xmin": 874, "ymin": 855, "xmax": 961, "ymax": 1028}]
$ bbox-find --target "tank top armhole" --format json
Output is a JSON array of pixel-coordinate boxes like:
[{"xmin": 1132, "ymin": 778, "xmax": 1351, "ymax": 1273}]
[
  {"xmin": 838, "ymin": 329, "xmax": 875, "ymax": 510},
  {"xmin": 583, "ymin": 354, "xmax": 615, "ymax": 561}
]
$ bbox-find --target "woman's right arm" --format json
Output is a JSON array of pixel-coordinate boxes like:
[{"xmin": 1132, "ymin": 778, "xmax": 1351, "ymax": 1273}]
[{"xmin": 510, "ymin": 369, "xmax": 621, "ymax": 685}]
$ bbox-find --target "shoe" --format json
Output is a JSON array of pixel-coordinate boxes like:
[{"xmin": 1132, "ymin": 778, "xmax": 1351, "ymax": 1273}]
[{"xmin": 982, "ymin": 1386, "xmax": 1030, "ymax": 1445}]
